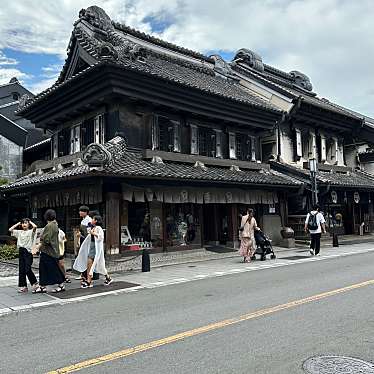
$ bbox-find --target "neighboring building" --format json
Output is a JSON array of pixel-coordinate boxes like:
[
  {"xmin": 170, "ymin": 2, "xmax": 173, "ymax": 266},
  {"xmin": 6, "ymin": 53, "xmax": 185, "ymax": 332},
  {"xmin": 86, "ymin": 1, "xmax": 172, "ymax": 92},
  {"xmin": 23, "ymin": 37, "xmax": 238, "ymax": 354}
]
[
  {"xmin": 1, "ymin": 6, "xmax": 301, "ymax": 251},
  {"xmin": 0, "ymin": 78, "xmax": 50, "ymax": 233},
  {"xmin": 226, "ymin": 49, "xmax": 374, "ymax": 237}
]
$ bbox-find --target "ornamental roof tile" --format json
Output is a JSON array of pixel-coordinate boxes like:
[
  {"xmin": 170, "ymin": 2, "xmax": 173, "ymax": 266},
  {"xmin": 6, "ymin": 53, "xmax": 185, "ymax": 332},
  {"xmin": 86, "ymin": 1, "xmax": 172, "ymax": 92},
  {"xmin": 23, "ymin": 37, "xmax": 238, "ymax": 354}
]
[{"xmin": 2, "ymin": 137, "xmax": 301, "ymax": 192}]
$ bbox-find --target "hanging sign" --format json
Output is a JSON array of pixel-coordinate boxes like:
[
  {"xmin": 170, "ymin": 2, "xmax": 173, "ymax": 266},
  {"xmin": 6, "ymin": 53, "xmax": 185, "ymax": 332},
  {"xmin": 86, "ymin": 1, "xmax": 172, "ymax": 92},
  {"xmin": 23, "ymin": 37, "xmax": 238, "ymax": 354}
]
[
  {"xmin": 331, "ymin": 191, "xmax": 338, "ymax": 204},
  {"xmin": 354, "ymin": 192, "xmax": 360, "ymax": 204}
]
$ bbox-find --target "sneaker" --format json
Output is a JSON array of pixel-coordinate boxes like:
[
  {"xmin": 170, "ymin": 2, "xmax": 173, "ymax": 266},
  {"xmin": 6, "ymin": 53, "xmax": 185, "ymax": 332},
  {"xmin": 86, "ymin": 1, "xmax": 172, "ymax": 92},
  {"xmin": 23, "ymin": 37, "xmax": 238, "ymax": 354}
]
[
  {"xmin": 315, "ymin": 253, "xmax": 321, "ymax": 256},
  {"xmin": 18, "ymin": 287, "xmax": 28, "ymax": 293},
  {"xmin": 104, "ymin": 277, "xmax": 113, "ymax": 286},
  {"xmin": 309, "ymin": 249, "xmax": 315, "ymax": 256}
]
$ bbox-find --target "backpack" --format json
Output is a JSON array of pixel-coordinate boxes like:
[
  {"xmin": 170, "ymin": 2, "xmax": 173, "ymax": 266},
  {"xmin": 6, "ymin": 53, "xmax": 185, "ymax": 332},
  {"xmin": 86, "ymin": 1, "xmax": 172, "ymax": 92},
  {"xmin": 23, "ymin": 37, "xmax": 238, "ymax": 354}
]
[{"xmin": 307, "ymin": 213, "xmax": 318, "ymax": 231}]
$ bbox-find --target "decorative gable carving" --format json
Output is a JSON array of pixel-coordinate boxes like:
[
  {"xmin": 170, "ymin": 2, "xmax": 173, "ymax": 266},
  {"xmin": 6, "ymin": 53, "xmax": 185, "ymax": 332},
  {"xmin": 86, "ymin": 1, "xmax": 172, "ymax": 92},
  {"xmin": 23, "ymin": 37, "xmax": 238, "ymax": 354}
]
[{"xmin": 82, "ymin": 143, "xmax": 112, "ymax": 167}]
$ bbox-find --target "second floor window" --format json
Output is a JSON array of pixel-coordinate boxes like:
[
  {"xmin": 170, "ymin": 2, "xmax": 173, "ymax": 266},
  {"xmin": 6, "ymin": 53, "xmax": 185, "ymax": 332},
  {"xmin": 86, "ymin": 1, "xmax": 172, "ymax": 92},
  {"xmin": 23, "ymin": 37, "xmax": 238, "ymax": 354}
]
[
  {"xmin": 152, "ymin": 115, "xmax": 181, "ymax": 152},
  {"xmin": 190, "ymin": 124, "xmax": 222, "ymax": 158},
  {"xmin": 70, "ymin": 124, "xmax": 81, "ymax": 155},
  {"xmin": 51, "ymin": 114, "xmax": 105, "ymax": 159},
  {"xmin": 230, "ymin": 133, "xmax": 256, "ymax": 161}
]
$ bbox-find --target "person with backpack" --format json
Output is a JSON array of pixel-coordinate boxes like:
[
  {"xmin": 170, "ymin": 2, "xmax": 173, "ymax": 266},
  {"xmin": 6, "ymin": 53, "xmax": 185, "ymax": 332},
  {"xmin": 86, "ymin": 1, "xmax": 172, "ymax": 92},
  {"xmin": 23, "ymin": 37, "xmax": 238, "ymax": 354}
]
[{"xmin": 304, "ymin": 204, "xmax": 326, "ymax": 256}]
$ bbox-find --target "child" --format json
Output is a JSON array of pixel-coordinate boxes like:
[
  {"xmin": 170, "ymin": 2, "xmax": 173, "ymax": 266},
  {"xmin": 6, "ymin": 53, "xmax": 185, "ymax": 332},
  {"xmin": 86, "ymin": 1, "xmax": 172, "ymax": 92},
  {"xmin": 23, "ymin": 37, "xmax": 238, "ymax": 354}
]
[
  {"xmin": 9, "ymin": 218, "xmax": 38, "ymax": 293},
  {"xmin": 73, "ymin": 215, "xmax": 112, "ymax": 288}
]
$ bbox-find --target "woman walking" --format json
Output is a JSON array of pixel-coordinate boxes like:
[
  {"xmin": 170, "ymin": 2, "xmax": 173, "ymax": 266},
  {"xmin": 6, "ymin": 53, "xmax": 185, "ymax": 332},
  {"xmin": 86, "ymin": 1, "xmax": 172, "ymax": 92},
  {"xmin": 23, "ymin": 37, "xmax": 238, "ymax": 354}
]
[
  {"xmin": 73, "ymin": 215, "xmax": 112, "ymax": 288},
  {"xmin": 239, "ymin": 208, "xmax": 259, "ymax": 263},
  {"xmin": 32, "ymin": 209, "xmax": 66, "ymax": 293},
  {"xmin": 9, "ymin": 218, "xmax": 38, "ymax": 293}
]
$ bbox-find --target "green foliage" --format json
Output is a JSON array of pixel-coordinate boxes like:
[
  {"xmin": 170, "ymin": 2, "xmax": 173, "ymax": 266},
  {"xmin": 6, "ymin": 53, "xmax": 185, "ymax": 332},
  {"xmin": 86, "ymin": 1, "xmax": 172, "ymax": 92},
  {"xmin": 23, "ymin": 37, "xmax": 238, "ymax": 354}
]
[
  {"xmin": 0, "ymin": 165, "xmax": 8, "ymax": 185},
  {"xmin": 0, "ymin": 244, "xmax": 18, "ymax": 260}
]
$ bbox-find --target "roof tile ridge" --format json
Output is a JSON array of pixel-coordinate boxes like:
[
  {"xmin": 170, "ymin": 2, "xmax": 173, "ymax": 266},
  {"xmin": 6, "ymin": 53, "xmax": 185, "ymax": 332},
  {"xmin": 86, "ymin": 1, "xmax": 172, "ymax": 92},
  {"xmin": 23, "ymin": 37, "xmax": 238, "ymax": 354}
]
[
  {"xmin": 112, "ymin": 21, "xmax": 212, "ymax": 63},
  {"xmin": 146, "ymin": 49, "xmax": 214, "ymax": 76}
]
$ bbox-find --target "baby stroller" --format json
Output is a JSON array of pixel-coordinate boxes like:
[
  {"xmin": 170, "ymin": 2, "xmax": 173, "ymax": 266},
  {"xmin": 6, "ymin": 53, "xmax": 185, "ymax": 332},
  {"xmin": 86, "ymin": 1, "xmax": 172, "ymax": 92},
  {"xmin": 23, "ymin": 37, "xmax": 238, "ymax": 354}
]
[{"xmin": 252, "ymin": 230, "xmax": 276, "ymax": 261}]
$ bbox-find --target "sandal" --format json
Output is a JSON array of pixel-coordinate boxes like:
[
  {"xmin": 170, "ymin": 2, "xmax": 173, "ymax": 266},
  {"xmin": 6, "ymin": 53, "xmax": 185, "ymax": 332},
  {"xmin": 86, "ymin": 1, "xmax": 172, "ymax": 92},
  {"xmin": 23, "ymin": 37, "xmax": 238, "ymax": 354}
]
[
  {"xmin": 32, "ymin": 286, "xmax": 46, "ymax": 294},
  {"xmin": 51, "ymin": 285, "xmax": 65, "ymax": 293},
  {"xmin": 80, "ymin": 281, "xmax": 93, "ymax": 289},
  {"xmin": 64, "ymin": 278, "xmax": 71, "ymax": 283}
]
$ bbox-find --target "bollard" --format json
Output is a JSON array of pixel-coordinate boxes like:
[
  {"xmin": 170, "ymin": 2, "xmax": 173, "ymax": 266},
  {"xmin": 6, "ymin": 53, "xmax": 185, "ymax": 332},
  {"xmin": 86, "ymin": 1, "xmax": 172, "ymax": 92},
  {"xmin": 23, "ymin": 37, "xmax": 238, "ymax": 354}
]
[
  {"xmin": 142, "ymin": 248, "xmax": 150, "ymax": 272},
  {"xmin": 333, "ymin": 233, "xmax": 339, "ymax": 247}
]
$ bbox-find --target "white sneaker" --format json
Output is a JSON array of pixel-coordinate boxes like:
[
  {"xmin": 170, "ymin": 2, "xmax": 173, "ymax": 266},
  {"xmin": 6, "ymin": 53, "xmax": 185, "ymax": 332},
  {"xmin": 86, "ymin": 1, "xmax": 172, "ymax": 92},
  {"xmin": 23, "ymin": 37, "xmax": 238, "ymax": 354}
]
[
  {"xmin": 309, "ymin": 249, "xmax": 315, "ymax": 256},
  {"xmin": 315, "ymin": 253, "xmax": 320, "ymax": 256}
]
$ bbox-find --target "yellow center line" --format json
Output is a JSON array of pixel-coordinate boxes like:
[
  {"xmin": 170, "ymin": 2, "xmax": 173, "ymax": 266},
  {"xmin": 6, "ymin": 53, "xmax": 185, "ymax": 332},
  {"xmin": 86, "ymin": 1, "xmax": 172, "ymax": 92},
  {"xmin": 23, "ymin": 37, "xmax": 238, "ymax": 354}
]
[{"xmin": 47, "ymin": 278, "xmax": 374, "ymax": 374}]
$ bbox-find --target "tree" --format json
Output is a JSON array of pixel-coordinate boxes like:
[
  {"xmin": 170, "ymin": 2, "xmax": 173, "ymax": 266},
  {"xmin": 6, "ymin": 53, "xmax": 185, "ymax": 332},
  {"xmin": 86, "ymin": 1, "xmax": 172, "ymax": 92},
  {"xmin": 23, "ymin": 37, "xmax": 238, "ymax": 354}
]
[{"xmin": 0, "ymin": 165, "xmax": 8, "ymax": 186}]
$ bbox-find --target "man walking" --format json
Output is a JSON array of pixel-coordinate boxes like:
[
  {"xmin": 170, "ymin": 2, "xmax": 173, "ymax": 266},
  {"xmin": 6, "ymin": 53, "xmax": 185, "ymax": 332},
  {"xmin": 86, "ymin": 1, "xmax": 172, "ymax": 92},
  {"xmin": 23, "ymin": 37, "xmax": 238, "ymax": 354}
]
[{"xmin": 305, "ymin": 204, "xmax": 326, "ymax": 256}]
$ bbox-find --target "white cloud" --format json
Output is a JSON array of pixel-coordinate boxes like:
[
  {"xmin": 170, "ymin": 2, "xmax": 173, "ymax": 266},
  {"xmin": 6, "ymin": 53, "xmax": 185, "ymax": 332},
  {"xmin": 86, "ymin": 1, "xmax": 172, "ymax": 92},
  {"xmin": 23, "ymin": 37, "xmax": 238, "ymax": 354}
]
[
  {"xmin": 0, "ymin": 67, "xmax": 30, "ymax": 84},
  {"xmin": 0, "ymin": 51, "xmax": 18, "ymax": 65},
  {"xmin": 0, "ymin": 0, "xmax": 374, "ymax": 117}
]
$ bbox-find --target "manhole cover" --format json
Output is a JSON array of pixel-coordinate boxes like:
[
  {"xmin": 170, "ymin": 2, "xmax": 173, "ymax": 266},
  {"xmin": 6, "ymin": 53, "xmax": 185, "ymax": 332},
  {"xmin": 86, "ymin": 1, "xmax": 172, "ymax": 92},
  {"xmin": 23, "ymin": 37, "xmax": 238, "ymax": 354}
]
[{"xmin": 303, "ymin": 356, "xmax": 374, "ymax": 373}]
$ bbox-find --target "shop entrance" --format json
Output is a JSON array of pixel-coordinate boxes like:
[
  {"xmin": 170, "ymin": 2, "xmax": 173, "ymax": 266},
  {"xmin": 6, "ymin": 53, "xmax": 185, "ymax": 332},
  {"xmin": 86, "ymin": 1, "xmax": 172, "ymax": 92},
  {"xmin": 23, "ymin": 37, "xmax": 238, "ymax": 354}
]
[{"xmin": 203, "ymin": 204, "xmax": 230, "ymax": 245}]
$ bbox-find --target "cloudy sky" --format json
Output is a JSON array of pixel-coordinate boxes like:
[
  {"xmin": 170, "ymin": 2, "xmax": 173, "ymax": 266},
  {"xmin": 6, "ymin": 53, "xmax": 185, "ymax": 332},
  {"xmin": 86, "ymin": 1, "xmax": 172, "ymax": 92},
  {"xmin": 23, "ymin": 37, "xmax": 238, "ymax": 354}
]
[{"xmin": 0, "ymin": 0, "xmax": 373, "ymax": 117}]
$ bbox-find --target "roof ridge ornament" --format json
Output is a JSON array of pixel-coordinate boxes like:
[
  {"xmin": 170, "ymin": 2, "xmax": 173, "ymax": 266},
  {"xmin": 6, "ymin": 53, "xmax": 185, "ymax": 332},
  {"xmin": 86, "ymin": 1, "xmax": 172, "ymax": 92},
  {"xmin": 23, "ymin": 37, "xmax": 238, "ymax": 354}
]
[
  {"xmin": 232, "ymin": 49, "xmax": 264, "ymax": 73},
  {"xmin": 289, "ymin": 70, "xmax": 313, "ymax": 91},
  {"xmin": 151, "ymin": 156, "xmax": 164, "ymax": 164},
  {"xmin": 210, "ymin": 55, "xmax": 239, "ymax": 81},
  {"xmin": 18, "ymin": 94, "xmax": 33, "ymax": 111},
  {"xmin": 82, "ymin": 143, "xmax": 112, "ymax": 168},
  {"xmin": 78, "ymin": 6, "xmax": 113, "ymax": 32},
  {"xmin": 230, "ymin": 165, "xmax": 241, "ymax": 172},
  {"xmin": 194, "ymin": 161, "xmax": 207, "ymax": 170}
]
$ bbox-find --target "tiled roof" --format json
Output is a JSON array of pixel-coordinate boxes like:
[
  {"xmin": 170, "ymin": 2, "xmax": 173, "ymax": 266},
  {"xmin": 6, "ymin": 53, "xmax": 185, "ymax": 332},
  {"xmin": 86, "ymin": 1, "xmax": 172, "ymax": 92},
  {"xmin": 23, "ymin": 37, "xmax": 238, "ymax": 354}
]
[
  {"xmin": 17, "ymin": 6, "xmax": 281, "ymax": 116},
  {"xmin": 271, "ymin": 161, "xmax": 374, "ymax": 189},
  {"xmin": 2, "ymin": 137, "xmax": 301, "ymax": 192},
  {"xmin": 232, "ymin": 63, "xmax": 362, "ymax": 121}
]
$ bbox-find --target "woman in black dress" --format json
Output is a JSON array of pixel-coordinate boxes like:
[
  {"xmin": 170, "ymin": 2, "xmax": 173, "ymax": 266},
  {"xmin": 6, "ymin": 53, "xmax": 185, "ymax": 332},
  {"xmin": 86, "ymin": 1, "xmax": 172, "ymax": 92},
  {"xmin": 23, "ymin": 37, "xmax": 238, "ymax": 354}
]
[{"xmin": 32, "ymin": 209, "xmax": 66, "ymax": 293}]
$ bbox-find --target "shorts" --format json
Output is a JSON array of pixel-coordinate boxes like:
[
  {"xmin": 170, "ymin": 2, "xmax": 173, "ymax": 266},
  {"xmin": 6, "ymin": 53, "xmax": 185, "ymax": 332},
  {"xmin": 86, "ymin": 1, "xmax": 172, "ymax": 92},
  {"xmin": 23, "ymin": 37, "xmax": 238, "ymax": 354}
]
[{"xmin": 88, "ymin": 242, "xmax": 96, "ymax": 259}]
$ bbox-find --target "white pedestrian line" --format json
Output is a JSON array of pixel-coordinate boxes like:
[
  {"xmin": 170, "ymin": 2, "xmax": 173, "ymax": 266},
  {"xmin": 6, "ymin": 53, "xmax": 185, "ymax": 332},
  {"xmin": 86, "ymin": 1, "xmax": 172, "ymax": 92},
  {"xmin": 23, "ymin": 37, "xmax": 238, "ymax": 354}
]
[{"xmin": 1, "ymin": 247, "xmax": 374, "ymax": 317}]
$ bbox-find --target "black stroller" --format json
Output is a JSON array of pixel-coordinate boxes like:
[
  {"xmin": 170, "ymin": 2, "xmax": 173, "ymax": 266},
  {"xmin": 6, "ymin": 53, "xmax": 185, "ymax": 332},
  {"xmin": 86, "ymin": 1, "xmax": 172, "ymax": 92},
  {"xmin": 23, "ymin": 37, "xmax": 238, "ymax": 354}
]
[{"xmin": 251, "ymin": 230, "xmax": 276, "ymax": 261}]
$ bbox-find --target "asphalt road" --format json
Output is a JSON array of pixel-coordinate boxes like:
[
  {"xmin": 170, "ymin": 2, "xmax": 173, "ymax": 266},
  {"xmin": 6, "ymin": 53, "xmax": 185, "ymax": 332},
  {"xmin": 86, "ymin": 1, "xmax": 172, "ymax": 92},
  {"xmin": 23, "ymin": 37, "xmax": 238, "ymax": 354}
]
[{"xmin": 1, "ymin": 251, "xmax": 374, "ymax": 374}]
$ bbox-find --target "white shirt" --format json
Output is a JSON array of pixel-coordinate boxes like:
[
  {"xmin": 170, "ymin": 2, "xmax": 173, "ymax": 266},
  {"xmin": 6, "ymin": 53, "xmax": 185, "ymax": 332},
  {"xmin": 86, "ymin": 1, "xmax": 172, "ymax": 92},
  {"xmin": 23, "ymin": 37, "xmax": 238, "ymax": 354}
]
[
  {"xmin": 12, "ymin": 229, "xmax": 35, "ymax": 252},
  {"xmin": 58, "ymin": 229, "xmax": 66, "ymax": 256},
  {"xmin": 305, "ymin": 211, "xmax": 326, "ymax": 234}
]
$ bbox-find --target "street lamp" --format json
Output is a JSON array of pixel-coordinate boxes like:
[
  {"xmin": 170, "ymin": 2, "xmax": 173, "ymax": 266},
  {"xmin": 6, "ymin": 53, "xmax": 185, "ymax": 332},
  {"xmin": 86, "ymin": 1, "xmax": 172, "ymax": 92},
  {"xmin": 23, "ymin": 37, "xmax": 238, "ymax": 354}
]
[{"xmin": 309, "ymin": 158, "xmax": 318, "ymax": 205}]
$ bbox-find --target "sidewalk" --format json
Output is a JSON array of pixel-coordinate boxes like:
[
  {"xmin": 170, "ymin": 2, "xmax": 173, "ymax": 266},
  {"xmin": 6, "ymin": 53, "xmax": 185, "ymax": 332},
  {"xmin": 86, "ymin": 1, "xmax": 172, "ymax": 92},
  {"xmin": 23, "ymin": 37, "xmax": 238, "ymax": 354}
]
[{"xmin": 1, "ymin": 241, "xmax": 374, "ymax": 317}]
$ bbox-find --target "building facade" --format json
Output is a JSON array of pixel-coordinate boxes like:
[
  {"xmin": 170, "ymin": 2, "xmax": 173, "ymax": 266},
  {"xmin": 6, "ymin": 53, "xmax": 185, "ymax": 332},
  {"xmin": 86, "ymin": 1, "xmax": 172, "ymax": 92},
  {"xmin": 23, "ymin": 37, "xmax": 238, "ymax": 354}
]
[{"xmin": 1, "ymin": 6, "xmax": 301, "ymax": 252}]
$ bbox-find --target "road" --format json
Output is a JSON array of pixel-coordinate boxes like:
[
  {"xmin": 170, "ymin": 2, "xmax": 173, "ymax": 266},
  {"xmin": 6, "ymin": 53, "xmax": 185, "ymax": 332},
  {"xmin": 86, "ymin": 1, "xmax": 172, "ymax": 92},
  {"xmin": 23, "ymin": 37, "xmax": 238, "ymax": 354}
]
[{"xmin": 1, "ymin": 250, "xmax": 374, "ymax": 373}]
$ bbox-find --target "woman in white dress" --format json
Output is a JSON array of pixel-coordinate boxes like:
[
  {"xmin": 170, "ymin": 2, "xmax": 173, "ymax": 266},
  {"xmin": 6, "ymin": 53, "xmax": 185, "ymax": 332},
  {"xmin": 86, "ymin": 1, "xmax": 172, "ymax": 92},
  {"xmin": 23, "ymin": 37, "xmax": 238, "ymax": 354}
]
[{"xmin": 73, "ymin": 215, "xmax": 112, "ymax": 288}]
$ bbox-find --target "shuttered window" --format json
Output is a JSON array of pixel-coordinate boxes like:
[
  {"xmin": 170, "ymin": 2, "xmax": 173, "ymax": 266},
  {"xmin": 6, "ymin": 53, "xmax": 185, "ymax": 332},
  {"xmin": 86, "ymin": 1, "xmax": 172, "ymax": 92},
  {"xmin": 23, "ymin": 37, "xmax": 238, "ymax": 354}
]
[
  {"xmin": 215, "ymin": 130, "xmax": 222, "ymax": 158},
  {"xmin": 152, "ymin": 115, "xmax": 181, "ymax": 152},
  {"xmin": 70, "ymin": 124, "xmax": 81, "ymax": 154},
  {"xmin": 190, "ymin": 125, "xmax": 198, "ymax": 154},
  {"xmin": 173, "ymin": 120, "xmax": 181, "ymax": 152},
  {"xmin": 52, "ymin": 133, "xmax": 58, "ymax": 159},
  {"xmin": 229, "ymin": 132, "xmax": 236, "ymax": 159},
  {"xmin": 295, "ymin": 129, "xmax": 302, "ymax": 159},
  {"xmin": 94, "ymin": 114, "xmax": 105, "ymax": 144}
]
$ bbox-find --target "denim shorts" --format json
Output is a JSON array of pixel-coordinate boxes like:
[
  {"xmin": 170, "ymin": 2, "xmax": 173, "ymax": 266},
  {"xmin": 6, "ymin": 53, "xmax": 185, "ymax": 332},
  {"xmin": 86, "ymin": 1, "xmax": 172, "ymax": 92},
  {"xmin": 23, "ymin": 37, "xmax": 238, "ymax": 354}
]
[{"xmin": 88, "ymin": 242, "xmax": 96, "ymax": 259}]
